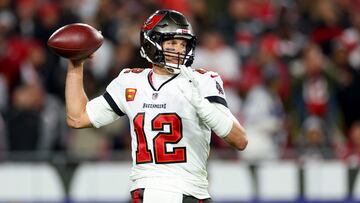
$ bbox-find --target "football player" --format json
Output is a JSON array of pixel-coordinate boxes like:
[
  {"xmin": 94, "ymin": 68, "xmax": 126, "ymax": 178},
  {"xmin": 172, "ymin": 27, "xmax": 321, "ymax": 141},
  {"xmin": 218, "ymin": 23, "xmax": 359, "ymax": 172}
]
[{"xmin": 65, "ymin": 9, "xmax": 247, "ymax": 203}]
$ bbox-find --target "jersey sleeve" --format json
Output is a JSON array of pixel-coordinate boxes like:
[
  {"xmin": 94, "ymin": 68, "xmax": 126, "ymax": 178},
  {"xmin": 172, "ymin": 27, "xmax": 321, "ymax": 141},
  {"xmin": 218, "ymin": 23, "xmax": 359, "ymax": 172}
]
[
  {"xmin": 86, "ymin": 71, "xmax": 128, "ymax": 128},
  {"xmin": 198, "ymin": 70, "xmax": 228, "ymax": 108},
  {"xmin": 86, "ymin": 96, "xmax": 120, "ymax": 128},
  {"xmin": 104, "ymin": 70, "xmax": 127, "ymax": 116}
]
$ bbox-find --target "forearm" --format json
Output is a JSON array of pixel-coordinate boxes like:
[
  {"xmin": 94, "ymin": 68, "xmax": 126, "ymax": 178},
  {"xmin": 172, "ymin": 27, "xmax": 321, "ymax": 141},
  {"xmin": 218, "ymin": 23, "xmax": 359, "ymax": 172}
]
[
  {"xmin": 65, "ymin": 61, "xmax": 91, "ymax": 128},
  {"xmin": 200, "ymin": 102, "xmax": 247, "ymax": 150},
  {"xmin": 213, "ymin": 103, "xmax": 247, "ymax": 150},
  {"xmin": 224, "ymin": 119, "xmax": 248, "ymax": 151}
]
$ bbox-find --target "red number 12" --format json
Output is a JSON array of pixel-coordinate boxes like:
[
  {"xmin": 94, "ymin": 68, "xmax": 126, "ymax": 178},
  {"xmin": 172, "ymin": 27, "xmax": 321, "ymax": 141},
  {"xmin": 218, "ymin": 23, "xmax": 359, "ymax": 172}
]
[{"xmin": 133, "ymin": 113, "xmax": 186, "ymax": 164}]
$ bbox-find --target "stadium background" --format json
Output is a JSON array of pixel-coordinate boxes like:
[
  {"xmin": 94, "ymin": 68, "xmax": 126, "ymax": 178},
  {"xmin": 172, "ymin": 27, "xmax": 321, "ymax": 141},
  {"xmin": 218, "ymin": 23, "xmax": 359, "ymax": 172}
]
[{"xmin": 1, "ymin": 0, "xmax": 360, "ymax": 202}]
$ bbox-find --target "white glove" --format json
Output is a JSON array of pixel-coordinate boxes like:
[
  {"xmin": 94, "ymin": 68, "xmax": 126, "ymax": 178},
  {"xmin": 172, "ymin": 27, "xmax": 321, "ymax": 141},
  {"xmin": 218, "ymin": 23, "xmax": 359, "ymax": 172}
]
[
  {"xmin": 179, "ymin": 66, "xmax": 202, "ymax": 107},
  {"xmin": 179, "ymin": 66, "xmax": 233, "ymax": 138}
]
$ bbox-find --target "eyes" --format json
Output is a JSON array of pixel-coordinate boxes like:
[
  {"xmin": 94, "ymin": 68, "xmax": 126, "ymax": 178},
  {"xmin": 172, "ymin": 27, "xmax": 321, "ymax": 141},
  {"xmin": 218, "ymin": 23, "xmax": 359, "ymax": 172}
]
[{"xmin": 163, "ymin": 39, "xmax": 187, "ymax": 50}]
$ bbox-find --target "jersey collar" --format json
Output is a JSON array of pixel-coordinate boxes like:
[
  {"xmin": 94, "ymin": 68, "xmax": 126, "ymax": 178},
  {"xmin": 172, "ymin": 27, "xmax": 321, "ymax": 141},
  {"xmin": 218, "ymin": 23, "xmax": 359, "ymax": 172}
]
[{"xmin": 147, "ymin": 70, "xmax": 179, "ymax": 91}]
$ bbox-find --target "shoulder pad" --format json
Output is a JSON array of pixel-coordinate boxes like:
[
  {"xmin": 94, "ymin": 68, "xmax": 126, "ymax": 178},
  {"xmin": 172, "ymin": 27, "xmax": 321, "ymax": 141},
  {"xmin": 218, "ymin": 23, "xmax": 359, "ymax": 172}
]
[{"xmin": 194, "ymin": 67, "xmax": 220, "ymax": 79}]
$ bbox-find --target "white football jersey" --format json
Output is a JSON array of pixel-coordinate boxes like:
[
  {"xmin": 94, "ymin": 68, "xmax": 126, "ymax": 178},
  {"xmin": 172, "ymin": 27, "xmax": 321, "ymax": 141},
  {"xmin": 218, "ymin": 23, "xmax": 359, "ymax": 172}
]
[{"xmin": 86, "ymin": 67, "xmax": 228, "ymax": 199}]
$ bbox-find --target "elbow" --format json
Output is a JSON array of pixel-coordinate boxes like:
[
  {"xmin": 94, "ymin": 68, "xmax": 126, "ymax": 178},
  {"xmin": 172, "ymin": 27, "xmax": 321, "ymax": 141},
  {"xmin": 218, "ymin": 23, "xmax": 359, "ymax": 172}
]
[
  {"xmin": 236, "ymin": 135, "xmax": 248, "ymax": 151},
  {"xmin": 224, "ymin": 131, "xmax": 248, "ymax": 151},
  {"xmin": 230, "ymin": 132, "xmax": 248, "ymax": 151},
  {"xmin": 66, "ymin": 116, "xmax": 84, "ymax": 129}
]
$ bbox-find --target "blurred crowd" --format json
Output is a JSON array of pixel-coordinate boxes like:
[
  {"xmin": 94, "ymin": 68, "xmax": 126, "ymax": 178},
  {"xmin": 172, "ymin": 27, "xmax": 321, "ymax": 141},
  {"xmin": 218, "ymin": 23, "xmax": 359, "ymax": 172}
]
[{"xmin": 1, "ymin": 0, "xmax": 360, "ymax": 165}]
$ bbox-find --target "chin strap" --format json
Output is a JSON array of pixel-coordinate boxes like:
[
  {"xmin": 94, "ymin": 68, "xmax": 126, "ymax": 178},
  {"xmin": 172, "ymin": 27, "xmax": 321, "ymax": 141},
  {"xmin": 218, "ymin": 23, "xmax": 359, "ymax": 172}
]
[{"xmin": 163, "ymin": 63, "xmax": 186, "ymax": 74}]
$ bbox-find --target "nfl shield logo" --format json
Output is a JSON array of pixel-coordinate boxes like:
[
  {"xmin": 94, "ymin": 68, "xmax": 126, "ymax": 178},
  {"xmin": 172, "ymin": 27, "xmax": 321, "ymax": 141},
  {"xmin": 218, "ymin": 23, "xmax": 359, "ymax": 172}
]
[{"xmin": 152, "ymin": 92, "xmax": 159, "ymax": 100}]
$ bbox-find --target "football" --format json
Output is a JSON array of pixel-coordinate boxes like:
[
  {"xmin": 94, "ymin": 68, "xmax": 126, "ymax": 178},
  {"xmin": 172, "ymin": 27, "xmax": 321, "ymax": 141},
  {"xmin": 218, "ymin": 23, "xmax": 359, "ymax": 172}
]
[{"xmin": 47, "ymin": 23, "xmax": 104, "ymax": 60}]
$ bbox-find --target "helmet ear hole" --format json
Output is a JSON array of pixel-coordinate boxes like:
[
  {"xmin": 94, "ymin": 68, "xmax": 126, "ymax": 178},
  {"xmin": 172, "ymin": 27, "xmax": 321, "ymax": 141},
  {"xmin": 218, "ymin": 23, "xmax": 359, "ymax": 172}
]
[{"xmin": 151, "ymin": 35, "xmax": 157, "ymax": 40}]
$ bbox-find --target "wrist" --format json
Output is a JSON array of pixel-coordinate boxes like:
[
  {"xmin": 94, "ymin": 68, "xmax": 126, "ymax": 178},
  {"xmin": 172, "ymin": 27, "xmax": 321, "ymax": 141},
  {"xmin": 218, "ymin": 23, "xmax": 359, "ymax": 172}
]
[
  {"xmin": 68, "ymin": 60, "xmax": 84, "ymax": 72},
  {"xmin": 69, "ymin": 59, "xmax": 85, "ymax": 68},
  {"xmin": 67, "ymin": 66, "xmax": 84, "ymax": 75}
]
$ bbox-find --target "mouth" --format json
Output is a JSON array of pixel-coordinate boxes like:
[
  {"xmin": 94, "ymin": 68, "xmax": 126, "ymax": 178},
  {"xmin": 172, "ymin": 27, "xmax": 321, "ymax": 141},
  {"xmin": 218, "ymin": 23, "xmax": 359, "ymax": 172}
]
[
  {"xmin": 165, "ymin": 55, "xmax": 182, "ymax": 64},
  {"xmin": 163, "ymin": 49, "xmax": 186, "ymax": 65}
]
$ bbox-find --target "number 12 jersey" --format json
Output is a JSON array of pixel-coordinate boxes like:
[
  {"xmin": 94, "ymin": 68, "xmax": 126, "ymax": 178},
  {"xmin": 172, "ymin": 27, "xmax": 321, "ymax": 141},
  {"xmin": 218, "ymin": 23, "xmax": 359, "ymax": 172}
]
[{"xmin": 86, "ymin": 68, "xmax": 228, "ymax": 199}]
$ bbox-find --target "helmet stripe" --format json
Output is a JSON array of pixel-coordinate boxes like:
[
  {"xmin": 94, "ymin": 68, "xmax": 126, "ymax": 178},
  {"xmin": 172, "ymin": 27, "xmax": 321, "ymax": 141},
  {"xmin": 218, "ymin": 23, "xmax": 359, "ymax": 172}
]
[{"xmin": 142, "ymin": 14, "xmax": 165, "ymax": 31}]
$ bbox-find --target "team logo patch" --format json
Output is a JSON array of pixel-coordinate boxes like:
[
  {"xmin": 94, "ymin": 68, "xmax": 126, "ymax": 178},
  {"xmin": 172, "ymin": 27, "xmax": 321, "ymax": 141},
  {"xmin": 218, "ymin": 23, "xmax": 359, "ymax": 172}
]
[
  {"xmin": 125, "ymin": 88, "xmax": 137, "ymax": 101},
  {"xmin": 216, "ymin": 81, "xmax": 224, "ymax": 95}
]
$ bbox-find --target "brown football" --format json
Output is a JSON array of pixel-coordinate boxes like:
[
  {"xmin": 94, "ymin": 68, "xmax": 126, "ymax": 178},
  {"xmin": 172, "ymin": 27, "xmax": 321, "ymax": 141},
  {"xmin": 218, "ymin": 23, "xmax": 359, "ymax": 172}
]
[{"xmin": 47, "ymin": 23, "xmax": 104, "ymax": 60}]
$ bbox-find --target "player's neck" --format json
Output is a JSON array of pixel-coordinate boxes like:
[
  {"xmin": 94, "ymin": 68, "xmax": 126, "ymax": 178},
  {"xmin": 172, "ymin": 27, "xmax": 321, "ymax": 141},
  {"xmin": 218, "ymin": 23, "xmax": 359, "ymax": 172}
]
[{"xmin": 152, "ymin": 65, "xmax": 171, "ymax": 75}]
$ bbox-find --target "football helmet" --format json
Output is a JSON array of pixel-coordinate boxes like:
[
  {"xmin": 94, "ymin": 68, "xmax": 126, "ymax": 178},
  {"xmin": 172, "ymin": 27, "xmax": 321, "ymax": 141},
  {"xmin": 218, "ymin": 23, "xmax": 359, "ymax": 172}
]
[{"xmin": 140, "ymin": 9, "xmax": 196, "ymax": 74}]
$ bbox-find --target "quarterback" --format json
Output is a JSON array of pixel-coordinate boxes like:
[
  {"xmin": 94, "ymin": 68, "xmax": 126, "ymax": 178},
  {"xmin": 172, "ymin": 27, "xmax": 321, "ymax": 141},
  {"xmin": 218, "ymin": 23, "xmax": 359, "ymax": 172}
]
[{"xmin": 65, "ymin": 9, "xmax": 247, "ymax": 203}]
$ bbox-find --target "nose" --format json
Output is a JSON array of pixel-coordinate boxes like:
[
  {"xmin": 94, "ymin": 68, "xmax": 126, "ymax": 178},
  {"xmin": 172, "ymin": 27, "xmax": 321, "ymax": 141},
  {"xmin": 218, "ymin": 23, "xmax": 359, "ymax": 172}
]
[
  {"xmin": 173, "ymin": 46, "xmax": 185, "ymax": 54},
  {"xmin": 170, "ymin": 42, "xmax": 185, "ymax": 52}
]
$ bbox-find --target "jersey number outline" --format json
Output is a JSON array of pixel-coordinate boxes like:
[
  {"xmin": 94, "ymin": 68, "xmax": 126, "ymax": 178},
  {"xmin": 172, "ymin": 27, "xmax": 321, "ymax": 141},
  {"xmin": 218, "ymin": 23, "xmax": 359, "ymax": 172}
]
[
  {"xmin": 133, "ymin": 113, "xmax": 186, "ymax": 164},
  {"xmin": 124, "ymin": 68, "xmax": 144, "ymax": 74}
]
